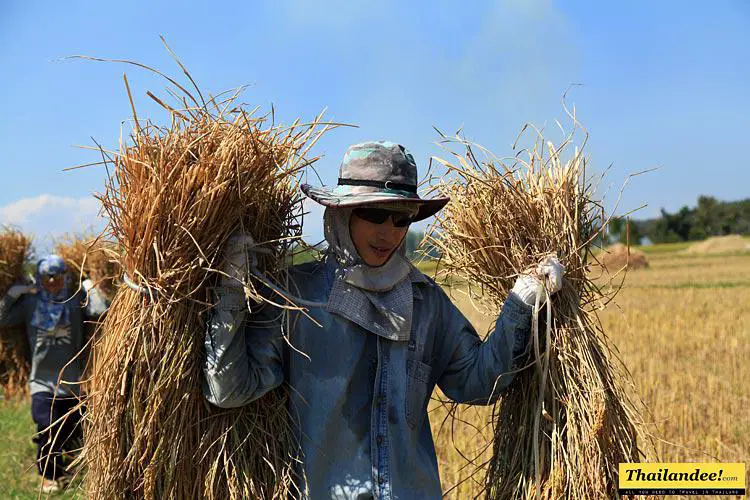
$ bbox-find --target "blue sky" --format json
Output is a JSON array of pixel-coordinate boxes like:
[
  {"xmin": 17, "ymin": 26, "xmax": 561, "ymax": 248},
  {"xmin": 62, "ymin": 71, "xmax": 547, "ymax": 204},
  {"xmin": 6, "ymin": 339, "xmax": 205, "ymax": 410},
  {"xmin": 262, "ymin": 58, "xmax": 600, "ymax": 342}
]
[{"xmin": 0, "ymin": 1, "xmax": 748, "ymax": 250}]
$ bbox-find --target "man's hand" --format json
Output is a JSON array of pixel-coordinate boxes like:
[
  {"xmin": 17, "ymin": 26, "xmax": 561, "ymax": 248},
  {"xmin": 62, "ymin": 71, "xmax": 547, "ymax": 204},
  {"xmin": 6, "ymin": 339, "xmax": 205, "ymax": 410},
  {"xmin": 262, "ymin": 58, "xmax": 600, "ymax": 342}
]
[
  {"xmin": 510, "ymin": 254, "xmax": 566, "ymax": 306},
  {"xmin": 7, "ymin": 284, "xmax": 36, "ymax": 299},
  {"xmin": 220, "ymin": 231, "xmax": 259, "ymax": 288}
]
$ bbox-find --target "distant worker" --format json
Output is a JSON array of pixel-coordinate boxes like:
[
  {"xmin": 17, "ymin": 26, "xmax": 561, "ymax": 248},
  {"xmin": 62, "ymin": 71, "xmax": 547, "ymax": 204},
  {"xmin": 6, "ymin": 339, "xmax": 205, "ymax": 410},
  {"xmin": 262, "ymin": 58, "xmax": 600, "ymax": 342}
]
[{"xmin": 0, "ymin": 255, "xmax": 108, "ymax": 493}]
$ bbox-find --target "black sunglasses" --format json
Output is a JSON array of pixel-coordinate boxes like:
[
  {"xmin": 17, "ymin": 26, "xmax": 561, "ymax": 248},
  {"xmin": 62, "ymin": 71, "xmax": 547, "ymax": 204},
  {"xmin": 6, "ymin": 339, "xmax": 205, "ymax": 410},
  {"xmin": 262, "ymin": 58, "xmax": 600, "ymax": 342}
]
[{"xmin": 352, "ymin": 207, "xmax": 415, "ymax": 227}]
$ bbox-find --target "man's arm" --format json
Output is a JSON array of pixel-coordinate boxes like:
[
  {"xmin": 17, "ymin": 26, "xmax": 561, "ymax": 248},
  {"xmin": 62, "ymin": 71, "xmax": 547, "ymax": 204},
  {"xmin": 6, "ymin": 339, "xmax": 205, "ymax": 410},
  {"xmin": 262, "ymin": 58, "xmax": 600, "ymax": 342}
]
[
  {"xmin": 202, "ymin": 287, "xmax": 285, "ymax": 408},
  {"xmin": 0, "ymin": 286, "xmax": 35, "ymax": 327},
  {"xmin": 436, "ymin": 292, "xmax": 532, "ymax": 405},
  {"xmin": 437, "ymin": 255, "xmax": 564, "ymax": 404}
]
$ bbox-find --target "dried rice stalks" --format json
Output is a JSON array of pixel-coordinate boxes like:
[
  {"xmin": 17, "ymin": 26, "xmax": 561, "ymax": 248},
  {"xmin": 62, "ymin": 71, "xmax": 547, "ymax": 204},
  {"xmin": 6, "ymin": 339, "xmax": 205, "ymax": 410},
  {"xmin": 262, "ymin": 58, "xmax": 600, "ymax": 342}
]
[
  {"xmin": 0, "ymin": 227, "xmax": 32, "ymax": 398},
  {"xmin": 55, "ymin": 234, "xmax": 119, "ymax": 396},
  {"xmin": 78, "ymin": 54, "xmax": 333, "ymax": 499},
  {"xmin": 428, "ymin": 119, "xmax": 653, "ymax": 499},
  {"xmin": 55, "ymin": 233, "xmax": 121, "ymax": 299},
  {"xmin": 599, "ymin": 243, "xmax": 649, "ymax": 273}
]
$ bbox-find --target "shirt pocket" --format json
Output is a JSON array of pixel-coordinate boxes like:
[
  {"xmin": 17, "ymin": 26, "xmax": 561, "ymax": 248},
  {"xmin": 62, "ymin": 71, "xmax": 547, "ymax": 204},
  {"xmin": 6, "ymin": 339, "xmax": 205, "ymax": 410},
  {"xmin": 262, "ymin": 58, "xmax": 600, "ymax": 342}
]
[{"xmin": 405, "ymin": 358, "xmax": 432, "ymax": 429}]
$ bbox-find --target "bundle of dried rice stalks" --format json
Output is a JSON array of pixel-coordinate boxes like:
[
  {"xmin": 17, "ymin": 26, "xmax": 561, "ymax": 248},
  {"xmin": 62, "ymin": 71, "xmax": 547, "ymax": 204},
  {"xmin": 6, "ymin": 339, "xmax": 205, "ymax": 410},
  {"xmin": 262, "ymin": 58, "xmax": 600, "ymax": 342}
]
[
  {"xmin": 599, "ymin": 243, "xmax": 649, "ymax": 272},
  {"xmin": 55, "ymin": 233, "xmax": 121, "ymax": 299},
  {"xmin": 428, "ymin": 119, "xmax": 652, "ymax": 499},
  {"xmin": 0, "ymin": 227, "xmax": 32, "ymax": 397},
  {"xmin": 55, "ymin": 234, "xmax": 119, "ymax": 396},
  {"xmin": 77, "ymin": 54, "xmax": 333, "ymax": 499}
]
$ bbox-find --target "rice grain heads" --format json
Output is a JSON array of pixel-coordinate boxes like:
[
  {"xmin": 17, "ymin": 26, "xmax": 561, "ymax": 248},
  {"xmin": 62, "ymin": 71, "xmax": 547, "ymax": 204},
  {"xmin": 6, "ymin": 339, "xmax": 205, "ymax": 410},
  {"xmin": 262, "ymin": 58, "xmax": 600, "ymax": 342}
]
[
  {"xmin": 428, "ymin": 124, "xmax": 653, "ymax": 499},
  {"xmin": 0, "ymin": 227, "xmax": 32, "ymax": 398},
  {"xmin": 79, "ymin": 64, "xmax": 332, "ymax": 499}
]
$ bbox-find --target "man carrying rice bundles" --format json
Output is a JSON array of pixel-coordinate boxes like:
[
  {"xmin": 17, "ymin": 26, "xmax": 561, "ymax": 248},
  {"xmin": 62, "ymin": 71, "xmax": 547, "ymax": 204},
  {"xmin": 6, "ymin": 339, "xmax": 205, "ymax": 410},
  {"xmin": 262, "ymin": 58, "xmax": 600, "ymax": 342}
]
[{"xmin": 203, "ymin": 141, "xmax": 565, "ymax": 499}]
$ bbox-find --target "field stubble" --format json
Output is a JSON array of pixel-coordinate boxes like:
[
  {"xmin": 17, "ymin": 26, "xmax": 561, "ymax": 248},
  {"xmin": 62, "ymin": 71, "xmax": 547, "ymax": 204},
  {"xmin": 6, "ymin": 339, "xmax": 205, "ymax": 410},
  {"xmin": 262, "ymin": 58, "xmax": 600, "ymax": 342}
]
[{"xmin": 0, "ymin": 249, "xmax": 747, "ymax": 498}]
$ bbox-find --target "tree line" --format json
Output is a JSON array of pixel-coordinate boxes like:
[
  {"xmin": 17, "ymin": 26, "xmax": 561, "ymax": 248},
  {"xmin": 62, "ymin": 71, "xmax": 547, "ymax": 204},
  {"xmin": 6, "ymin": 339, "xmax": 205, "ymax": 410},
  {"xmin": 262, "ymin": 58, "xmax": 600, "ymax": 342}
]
[{"xmin": 608, "ymin": 196, "xmax": 750, "ymax": 245}]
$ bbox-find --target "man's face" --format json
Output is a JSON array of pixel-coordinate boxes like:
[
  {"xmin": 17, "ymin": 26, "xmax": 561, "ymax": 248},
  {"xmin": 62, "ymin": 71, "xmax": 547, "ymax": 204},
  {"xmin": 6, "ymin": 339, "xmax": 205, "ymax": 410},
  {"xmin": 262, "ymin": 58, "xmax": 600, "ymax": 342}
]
[
  {"xmin": 349, "ymin": 208, "xmax": 411, "ymax": 267},
  {"xmin": 41, "ymin": 273, "xmax": 65, "ymax": 295}
]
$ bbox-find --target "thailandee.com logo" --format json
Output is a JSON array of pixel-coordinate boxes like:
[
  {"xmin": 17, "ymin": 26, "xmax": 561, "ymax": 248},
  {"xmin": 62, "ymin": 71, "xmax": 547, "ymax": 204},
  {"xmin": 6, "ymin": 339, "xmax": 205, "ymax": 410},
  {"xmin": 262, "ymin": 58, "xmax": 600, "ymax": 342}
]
[{"xmin": 619, "ymin": 463, "xmax": 746, "ymax": 496}]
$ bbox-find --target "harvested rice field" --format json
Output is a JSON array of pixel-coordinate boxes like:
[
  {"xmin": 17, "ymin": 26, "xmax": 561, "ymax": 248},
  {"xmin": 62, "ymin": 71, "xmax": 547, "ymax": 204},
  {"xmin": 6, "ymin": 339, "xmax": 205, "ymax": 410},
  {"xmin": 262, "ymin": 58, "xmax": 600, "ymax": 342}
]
[
  {"xmin": 0, "ymin": 244, "xmax": 747, "ymax": 498},
  {"xmin": 429, "ymin": 245, "xmax": 750, "ymax": 498}
]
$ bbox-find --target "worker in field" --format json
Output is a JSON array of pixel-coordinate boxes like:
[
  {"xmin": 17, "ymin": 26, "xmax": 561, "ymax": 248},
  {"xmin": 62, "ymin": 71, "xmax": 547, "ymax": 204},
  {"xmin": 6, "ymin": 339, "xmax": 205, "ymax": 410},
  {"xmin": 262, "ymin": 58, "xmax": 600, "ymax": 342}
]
[
  {"xmin": 0, "ymin": 254, "xmax": 108, "ymax": 493},
  {"xmin": 203, "ymin": 141, "xmax": 565, "ymax": 499}
]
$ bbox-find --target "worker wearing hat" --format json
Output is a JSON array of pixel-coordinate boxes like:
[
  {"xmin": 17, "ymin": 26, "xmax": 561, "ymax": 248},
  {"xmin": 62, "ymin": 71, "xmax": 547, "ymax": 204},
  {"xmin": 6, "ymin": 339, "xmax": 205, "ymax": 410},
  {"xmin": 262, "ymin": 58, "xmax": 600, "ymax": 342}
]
[
  {"xmin": 0, "ymin": 254, "xmax": 108, "ymax": 492},
  {"xmin": 204, "ymin": 141, "xmax": 564, "ymax": 499}
]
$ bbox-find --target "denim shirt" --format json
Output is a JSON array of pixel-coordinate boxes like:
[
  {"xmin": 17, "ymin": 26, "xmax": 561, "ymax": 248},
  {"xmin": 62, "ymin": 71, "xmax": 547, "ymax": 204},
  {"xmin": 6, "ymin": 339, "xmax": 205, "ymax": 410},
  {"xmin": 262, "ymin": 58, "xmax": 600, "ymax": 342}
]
[
  {"xmin": 203, "ymin": 258, "xmax": 532, "ymax": 499},
  {"xmin": 0, "ymin": 288, "xmax": 109, "ymax": 396}
]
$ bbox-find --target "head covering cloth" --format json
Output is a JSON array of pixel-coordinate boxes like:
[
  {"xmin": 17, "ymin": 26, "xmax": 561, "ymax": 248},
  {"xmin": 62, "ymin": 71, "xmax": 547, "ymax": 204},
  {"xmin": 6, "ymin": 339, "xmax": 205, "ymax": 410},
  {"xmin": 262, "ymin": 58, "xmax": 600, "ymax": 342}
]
[
  {"xmin": 31, "ymin": 254, "xmax": 71, "ymax": 331},
  {"xmin": 302, "ymin": 140, "xmax": 450, "ymax": 341},
  {"xmin": 323, "ymin": 207, "xmax": 415, "ymax": 342}
]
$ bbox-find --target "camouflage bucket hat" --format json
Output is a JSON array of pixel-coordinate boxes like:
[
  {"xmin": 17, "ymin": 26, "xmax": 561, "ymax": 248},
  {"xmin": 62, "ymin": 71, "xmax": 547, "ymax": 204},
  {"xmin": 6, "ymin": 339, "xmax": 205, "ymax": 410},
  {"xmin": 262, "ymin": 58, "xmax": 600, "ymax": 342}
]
[{"xmin": 301, "ymin": 141, "xmax": 449, "ymax": 222}]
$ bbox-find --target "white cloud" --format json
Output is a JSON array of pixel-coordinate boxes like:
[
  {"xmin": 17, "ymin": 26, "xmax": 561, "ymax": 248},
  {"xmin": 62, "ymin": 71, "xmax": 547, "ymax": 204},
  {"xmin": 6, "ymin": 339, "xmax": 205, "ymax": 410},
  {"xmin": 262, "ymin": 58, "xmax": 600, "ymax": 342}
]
[{"xmin": 0, "ymin": 194, "xmax": 105, "ymax": 254}]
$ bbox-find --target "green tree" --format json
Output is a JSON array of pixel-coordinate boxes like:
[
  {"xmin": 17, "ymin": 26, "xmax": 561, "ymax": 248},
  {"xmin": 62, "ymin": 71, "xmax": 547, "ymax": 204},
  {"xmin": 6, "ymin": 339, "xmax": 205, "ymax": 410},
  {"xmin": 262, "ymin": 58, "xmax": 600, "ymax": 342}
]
[
  {"xmin": 606, "ymin": 216, "xmax": 642, "ymax": 245},
  {"xmin": 404, "ymin": 230, "xmax": 424, "ymax": 259},
  {"xmin": 694, "ymin": 195, "xmax": 720, "ymax": 237},
  {"xmin": 618, "ymin": 219, "xmax": 642, "ymax": 245},
  {"xmin": 608, "ymin": 217, "xmax": 624, "ymax": 243}
]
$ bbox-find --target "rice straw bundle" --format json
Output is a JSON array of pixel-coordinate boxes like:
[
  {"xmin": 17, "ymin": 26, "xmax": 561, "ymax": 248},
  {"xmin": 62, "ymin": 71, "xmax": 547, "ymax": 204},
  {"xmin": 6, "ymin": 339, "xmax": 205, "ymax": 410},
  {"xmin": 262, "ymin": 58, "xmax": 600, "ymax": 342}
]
[
  {"xmin": 0, "ymin": 227, "xmax": 32, "ymax": 397},
  {"xmin": 54, "ymin": 234, "xmax": 119, "ymax": 396},
  {"xmin": 78, "ymin": 57, "xmax": 332, "ymax": 499},
  {"xmin": 428, "ymin": 120, "xmax": 652, "ymax": 498},
  {"xmin": 55, "ymin": 233, "xmax": 121, "ymax": 299}
]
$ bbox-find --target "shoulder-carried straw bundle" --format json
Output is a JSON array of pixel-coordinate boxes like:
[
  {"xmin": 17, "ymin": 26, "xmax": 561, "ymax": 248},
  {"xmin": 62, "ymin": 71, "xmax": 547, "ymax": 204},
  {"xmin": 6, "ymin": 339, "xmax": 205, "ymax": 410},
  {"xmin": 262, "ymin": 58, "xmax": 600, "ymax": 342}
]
[
  {"xmin": 55, "ymin": 234, "xmax": 120, "ymax": 396},
  {"xmin": 0, "ymin": 227, "xmax": 32, "ymax": 397},
  {"xmin": 55, "ymin": 234, "xmax": 121, "ymax": 300},
  {"xmin": 428, "ymin": 119, "xmax": 653, "ymax": 499},
  {"xmin": 78, "ymin": 55, "xmax": 332, "ymax": 499}
]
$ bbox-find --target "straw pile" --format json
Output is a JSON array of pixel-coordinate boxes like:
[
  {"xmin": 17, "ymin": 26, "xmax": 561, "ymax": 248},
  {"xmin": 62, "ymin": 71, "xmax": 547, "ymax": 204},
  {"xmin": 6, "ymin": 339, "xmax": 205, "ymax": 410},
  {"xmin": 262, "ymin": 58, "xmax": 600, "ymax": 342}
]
[
  {"xmin": 599, "ymin": 244, "xmax": 649, "ymax": 272},
  {"xmin": 0, "ymin": 227, "xmax": 32, "ymax": 397},
  {"xmin": 55, "ymin": 234, "xmax": 121, "ymax": 299},
  {"xmin": 428, "ymin": 124, "xmax": 651, "ymax": 498},
  {"xmin": 78, "ymin": 59, "xmax": 331, "ymax": 499},
  {"xmin": 684, "ymin": 234, "xmax": 750, "ymax": 254}
]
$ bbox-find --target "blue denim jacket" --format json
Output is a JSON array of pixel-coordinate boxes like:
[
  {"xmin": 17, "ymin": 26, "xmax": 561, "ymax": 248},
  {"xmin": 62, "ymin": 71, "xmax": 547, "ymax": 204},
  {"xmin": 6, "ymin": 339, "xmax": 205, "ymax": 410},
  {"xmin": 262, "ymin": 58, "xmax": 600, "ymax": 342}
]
[
  {"xmin": 0, "ymin": 288, "xmax": 108, "ymax": 396},
  {"xmin": 203, "ymin": 258, "xmax": 532, "ymax": 499}
]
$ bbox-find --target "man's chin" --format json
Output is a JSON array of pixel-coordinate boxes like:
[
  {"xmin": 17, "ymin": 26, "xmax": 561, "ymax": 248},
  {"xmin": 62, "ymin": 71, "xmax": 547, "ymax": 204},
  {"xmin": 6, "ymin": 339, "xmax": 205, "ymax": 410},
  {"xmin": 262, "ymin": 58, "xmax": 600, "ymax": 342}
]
[{"xmin": 363, "ymin": 252, "xmax": 395, "ymax": 268}]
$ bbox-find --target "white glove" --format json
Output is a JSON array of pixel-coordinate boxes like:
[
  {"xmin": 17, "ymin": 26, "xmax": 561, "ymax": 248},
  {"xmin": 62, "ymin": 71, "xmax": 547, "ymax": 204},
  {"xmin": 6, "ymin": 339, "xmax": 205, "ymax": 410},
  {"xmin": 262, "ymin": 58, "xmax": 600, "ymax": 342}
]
[
  {"xmin": 511, "ymin": 255, "xmax": 566, "ymax": 306},
  {"xmin": 82, "ymin": 279, "xmax": 95, "ymax": 293},
  {"xmin": 220, "ymin": 231, "xmax": 259, "ymax": 288},
  {"xmin": 7, "ymin": 284, "xmax": 36, "ymax": 299}
]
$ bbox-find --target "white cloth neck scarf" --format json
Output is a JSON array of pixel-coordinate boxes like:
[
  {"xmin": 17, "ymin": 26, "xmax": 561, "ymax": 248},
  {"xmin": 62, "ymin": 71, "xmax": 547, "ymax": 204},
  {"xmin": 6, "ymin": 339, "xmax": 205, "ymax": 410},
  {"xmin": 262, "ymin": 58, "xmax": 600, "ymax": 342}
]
[{"xmin": 323, "ymin": 207, "xmax": 415, "ymax": 342}]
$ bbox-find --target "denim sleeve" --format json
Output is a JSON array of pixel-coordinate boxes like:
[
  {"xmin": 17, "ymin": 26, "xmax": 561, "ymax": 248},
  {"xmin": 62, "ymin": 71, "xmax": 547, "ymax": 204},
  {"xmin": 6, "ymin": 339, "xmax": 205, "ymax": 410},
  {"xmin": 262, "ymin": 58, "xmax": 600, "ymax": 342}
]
[
  {"xmin": 437, "ymin": 292, "xmax": 532, "ymax": 405},
  {"xmin": 0, "ymin": 294, "xmax": 30, "ymax": 328},
  {"xmin": 202, "ymin": 287, "xmax": 285, "ymax": 408}
]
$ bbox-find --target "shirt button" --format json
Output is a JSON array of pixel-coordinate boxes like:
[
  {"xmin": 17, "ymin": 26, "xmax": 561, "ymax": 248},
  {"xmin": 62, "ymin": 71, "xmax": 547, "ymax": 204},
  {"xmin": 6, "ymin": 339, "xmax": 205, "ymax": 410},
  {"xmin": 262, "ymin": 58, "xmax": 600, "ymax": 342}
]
[
  {"xmin": 376, "ymin": 394, "xmax": 385, "ymax": 405},
  {"xmin": 376, "ymin": 435, "xmax": 384, "ymax": 445},
  {"xmin": 378, "ymin": 475, "xmax": 385, "ymax": 485}
]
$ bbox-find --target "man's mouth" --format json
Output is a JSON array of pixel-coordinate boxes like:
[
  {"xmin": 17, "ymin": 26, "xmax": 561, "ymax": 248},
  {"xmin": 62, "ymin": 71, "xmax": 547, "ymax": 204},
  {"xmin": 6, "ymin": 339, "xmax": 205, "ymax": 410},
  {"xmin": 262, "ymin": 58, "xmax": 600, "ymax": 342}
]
[{"xmin": 369, "ymin": 244, "xmax": 392, "ymax": 258}]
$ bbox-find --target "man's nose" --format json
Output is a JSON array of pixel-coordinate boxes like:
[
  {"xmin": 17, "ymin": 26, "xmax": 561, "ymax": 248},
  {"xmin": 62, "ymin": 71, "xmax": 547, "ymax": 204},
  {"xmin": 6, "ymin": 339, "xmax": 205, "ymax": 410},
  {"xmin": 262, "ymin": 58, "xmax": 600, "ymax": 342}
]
[{"xmin": 376, "ymin": 219, "xmax": 397, "ymax": 236}]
